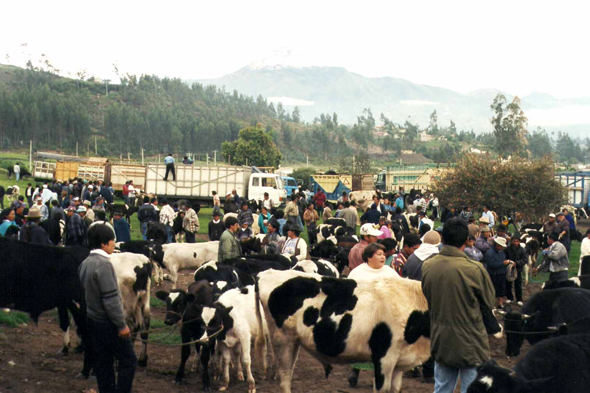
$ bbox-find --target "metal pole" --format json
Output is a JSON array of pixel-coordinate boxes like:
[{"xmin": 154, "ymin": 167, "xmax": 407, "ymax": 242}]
[
  {"xmin": 95, "ymin": 136, "xmax": 98, "ymax": 155},
  {"xmin": 29, "ymin": 140, "xmax": 32, "ymax": 172},
  {"xmin": 207, "ymin": 154, "xmax": 209, "ymax": 166},
  {"xmin": 76, "ymin": 142, "xmax": 79, "ymax": 156},
  {"xmin": 141, "ymin": 149, "xmax": 144, "ymax": 165},
  {"xmin": 213, "ymin": 150, "xmax": 217, "ymax": 165}
]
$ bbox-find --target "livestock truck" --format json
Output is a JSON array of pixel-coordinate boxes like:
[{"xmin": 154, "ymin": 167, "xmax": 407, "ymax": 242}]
[{"xmin": 144, "ymin": 164, "xmax": 287, "ymax": 206}]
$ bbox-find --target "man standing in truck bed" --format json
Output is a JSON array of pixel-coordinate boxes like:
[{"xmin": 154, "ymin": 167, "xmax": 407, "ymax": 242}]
[{"xmin": 164, "ymin": 153, "xmax": 176, "ymax": 181}]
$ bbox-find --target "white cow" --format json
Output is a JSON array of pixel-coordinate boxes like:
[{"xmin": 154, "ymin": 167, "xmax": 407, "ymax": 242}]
[
  {"xmin": 257, "ymin": 269, "xmax": 431, "ymax": 393},
  {"xmin": 349, "ymin": 190, "xmax": 376, "ymax": 212},
  {"xmin": 110, "ymin": 253, "xmax": 153, "ymax": 366},
  {"xmin": 215, "ymin": 285, "xmax": 270, "ymax": 393},
  {"xmin": 161, "ymin": 241, "xmax": 219, "ymax": 288}
]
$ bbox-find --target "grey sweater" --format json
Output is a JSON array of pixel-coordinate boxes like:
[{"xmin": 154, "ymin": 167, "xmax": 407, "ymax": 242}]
[{"xmin": 78, "ymin": 250, "xmax": 126, "ymax": 329}]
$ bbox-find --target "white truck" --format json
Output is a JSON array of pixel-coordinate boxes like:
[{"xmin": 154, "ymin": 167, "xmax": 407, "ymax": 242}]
[{"xmin": 144, "ymin": 164, "xmax": 287, "ymax": 205}]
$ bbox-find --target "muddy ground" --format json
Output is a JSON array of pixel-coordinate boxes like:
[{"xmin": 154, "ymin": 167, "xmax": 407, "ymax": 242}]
[{"xmin": 0, "ymin": 270, "xmax": 539, "ymax": 393}]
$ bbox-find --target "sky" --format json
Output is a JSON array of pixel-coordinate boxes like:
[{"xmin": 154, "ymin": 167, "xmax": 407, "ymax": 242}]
[{"xmin": 2, "ymin": 0, "xmax": 590, "ymax": 99}]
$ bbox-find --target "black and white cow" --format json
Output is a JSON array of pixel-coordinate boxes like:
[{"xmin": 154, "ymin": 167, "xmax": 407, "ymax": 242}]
[
  {"xmin": 498, "ymin": 287, "xmax": 590, "ymax": 357},
  {"xmin": 468, "ymin": 332, "xmax": 590, "ymax": 393},
  {"xmin": 110, "ymin": 253, "xmax": 153, "ymax": 367},
  {"xmin": 310, "ymin": 240, "xmax": 339, "ymax": 259},
  {"xmin": 292, "ymin": 259, "xmax": 340, "ymax": 277},
  {"xmin": 156, "ymin": 281, "xmax": 220, "ymax": 390},
  {"xmin": 520, "ymin": 234, "xmax": 540, "ymax": 285},
  {"xmin": 0, "ymin": 238, "xmax": 92, "ymax": 376},
  {"xmin": 194, "ymin": 261, "xmax": 249, "ymax": 292},
  {"xmin": 214, "ymin": 285, "xmax": 269, "ymax": 393},
  {"xmin": 256, "ymin": 270, "xmax": 431, "ymax": 393},
  {"xmin": 117, "ymin": 240, "xmax": 165, "ymax": 285},
  {"xmin": 224, "ymin": 254, "xmax": 294, "ymax": 275},
  {"xmin": 542, "ymin": 275, "xmax": 590, "ymax": 290}
]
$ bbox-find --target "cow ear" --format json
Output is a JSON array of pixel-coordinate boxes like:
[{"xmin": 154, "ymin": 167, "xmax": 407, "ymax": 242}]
[
  {"xmin": 155, "ymin": 290, "xmax": 169, "ymax": 301},
  {"xmin": 186, "ymin": 293, "xmax": 196, "ymax": 303}
]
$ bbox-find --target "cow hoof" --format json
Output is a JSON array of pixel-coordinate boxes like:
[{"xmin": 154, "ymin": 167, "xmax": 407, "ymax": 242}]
[
  {"xmin": 138, "ymin": 357, "xmax": 148, "ymax": 367},
  {"xmin": 348, "ymin": 369, "xmax": 359, "ymax": 387},
  {"xmin": 248, "ymin": 388, "xmax": 256, "ymax": 393},
  {"xmin": 174, "ymin": 380, "xmax": 183, "ymax": 386},
  {"xmin": 74, "ymin": 344, "xmax": 84, "ymax": 354},
  {"xmin": 237, "ymin": 373, "xmax": 245, "ymax": 381},
  {"xmin": 218, "ymin": 387, "xmax": 227, "ymax": 391},
  {"xmin": 59, "ymin": 347, "xmax": 69, "ymax": 356},
  {"xmin": 202, "ymin": 387, "xmax": 211, "ymax": 392}
]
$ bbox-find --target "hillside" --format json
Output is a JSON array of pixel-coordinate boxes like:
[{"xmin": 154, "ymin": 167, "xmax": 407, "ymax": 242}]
[{"xmin": 195, "ymin": 62, "xmax": 590, "ymax": 137}]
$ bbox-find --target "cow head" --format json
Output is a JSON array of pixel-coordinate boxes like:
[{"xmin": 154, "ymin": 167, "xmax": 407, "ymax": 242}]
[
  {"xmin": 467, "ymin": 360, "xmax": 552, "ymax": 393},
  {"xmin": 156, "ymin": 289, "xmax": 195, "ymax": 325},
  {"xmin": 132, "ymin": 263, "xmax": 153, "ymax": 294},
  {"xmin": 500, "ymin": 310, "xmax": 540, "ymax": 357}
]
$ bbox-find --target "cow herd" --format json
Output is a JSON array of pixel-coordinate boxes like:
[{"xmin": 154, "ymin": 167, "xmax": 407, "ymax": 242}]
[{"xmin": 3, "ymin": 233, "xmax": 590, "ymax": 392}]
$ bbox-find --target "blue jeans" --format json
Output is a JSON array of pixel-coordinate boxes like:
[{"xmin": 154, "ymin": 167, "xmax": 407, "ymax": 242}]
[
  {"xmin": 140, "ymin": 222, "xmax": 148, "ymax": 240},
  {"xmin": 434, "ymin": 362, "xmax": 478, "ymax": 393},
  {"xmin": 165, "ymin": 225, "xmax": 174, "ymax": 243}
]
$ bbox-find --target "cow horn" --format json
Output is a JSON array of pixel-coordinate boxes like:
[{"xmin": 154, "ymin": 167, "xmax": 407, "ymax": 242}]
[{"xmin": 522, "ymin": 314, "xmax": 530, "ymax": 319}]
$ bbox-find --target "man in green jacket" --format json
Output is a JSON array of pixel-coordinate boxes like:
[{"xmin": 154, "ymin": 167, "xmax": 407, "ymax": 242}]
[
  {"xmin": 422, "ymin": 217, "xmax": 496, "ymax": 393},
  {"xmin": 218, "ymin": 216, "xmax": 242, "ymax": 262}
]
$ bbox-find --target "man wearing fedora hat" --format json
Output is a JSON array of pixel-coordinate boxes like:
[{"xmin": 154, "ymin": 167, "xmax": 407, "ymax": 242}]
[
  {"xmin": 21, "ymin": 206, "xmax": 52, "ymax": 245},
  {"xmin": 484, "ymin": 236, "xmax": 513, "ymax": 307}
]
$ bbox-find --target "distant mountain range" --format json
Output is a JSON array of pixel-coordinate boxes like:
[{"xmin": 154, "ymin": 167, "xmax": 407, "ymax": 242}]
[{"xmin": 193, "ymin": 53, "xmax": 590, "ymax": 137}]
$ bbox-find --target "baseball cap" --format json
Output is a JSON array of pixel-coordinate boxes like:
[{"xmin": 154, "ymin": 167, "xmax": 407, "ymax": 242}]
[
  {"xmin": 549, "ymin": 213, "xmax": 556, "ymax": 218},
  {"xmin": 77, "ymin": 206, "xmax": 87, "ymax": 213},
  {"xmin": 360, "ymin": 223, "xmax": 382, "ymax": 237}
]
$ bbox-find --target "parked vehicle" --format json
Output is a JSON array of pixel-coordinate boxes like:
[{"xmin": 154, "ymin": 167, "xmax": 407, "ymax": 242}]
[
  {"xmin": 282, "ymin": 176, "xmax": 299, "ymax": 197},
  {"xmin": 144, "ymin": 164, "xmax": 287, "ymax": 205}
]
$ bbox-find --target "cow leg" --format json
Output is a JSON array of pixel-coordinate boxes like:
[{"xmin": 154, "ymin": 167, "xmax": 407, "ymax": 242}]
[
  {"xmin": 169, "ymin": 265, "xmax": 179, "ymax": 290},
  {"xmin": 57, "ymin": 305, "xmax": 71, "ymax": 355},
  {"xmin": 373, "ymin": 354, "xmax": 397, "ymax": 393},
  {"xmin": 523, "ymin": 261, "xmax": 530, "ymax": 286},
  {"xmin": 175, "ymin": 331, "xmax": 192, "ymax": 385},
  {"xmin": 238, "ymin": 339, "xmax": 256, "ymax": 393},
  {"xmin": 389, "ymin": 370, "xmax": 403, "ymax": 393},
  {"xmin": 200, "ymin": 344, "xmax": 213, "ymax": 392},
  {"xmin": 218, "ymin": 344, "xmax": 231, "ymax": 391},
  {"xmin": 138, "ymin": 314, "xmax": 150, "ymax": 367},
  {"xmin": 276, "ymin": 341, "xmax": 300, "ymax": 393}
]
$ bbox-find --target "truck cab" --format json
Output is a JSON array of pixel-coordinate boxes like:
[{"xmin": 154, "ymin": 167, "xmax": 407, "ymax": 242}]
[
  {"xmin": 375, "ymin": 171, "xmax": 387, "ymax": 192},
  {"xmin": 281, "ymin": 176, "xmax": 299, "ymax": 198},
  {"xmin": 248, "ymin": 173, "xmax": 287, "ymax": 207}
]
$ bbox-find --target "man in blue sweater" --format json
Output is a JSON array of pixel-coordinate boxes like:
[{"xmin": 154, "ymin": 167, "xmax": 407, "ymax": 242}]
[
  {"xmin": 484, "ymin": 237, "xmax": 512, "ymax": 308},
  {"xmin": 164, "ymin": 153, "xmax": 176, "ymax": 181},
  {"xmin": 79, "ymin": 224, "xmax": 136, "ymax": 393}
]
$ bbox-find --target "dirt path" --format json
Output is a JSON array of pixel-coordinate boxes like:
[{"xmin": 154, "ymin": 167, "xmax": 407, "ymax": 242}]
[{"xmin": 0, "ymin": 270, "xmax": 539, "ymax": 393}]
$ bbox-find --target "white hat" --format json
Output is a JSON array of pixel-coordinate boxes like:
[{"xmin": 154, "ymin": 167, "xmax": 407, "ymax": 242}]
[
  {"xmin": 494, "ymin": 237, "xmax": 508, "ymax": 248},
  {"xmin": 549, "ymin": 213, "xmax": 556, "ymax": 218},
  {"xmin": 43, "ymin": 184, "xmax": 48, "ymax": 188},
  {"xmin": 76, "ymin": 206, "xmax": 87, "ymax": 213},
  {"xmin": 360, "ymin": 223, "xmax": 382, "ymax": 237}
]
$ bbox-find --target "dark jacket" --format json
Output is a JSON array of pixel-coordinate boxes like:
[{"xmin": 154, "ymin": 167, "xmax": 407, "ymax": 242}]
[
  {"xmin": 403, "ymin": 253, "xmax": 424, "ymax": 281},
  {"xmin": 113, "ymin": 217, "xmax": 131, "ymax": 243},
  {"xmin": 99, "ymin": 187, "xmax": 114, "ymax": 204},
  {"xmin": 485, "ymin": 247, "xmax": 507, "ymax": 276},
  {"xmin": 218, "ymin": 229, "xmax": 241, "ymax": 262},
  {"xmin": 422, "ymin": 245, "xmax": 496, "ymax": 369},
  {"xmin": 137, "ymin": 204, "xmax": 158, "ymax": 223},
  {"xmin": 208, "ymin": 220, "xmax": 225, "ymax": 241},
  {"xmin": 505, "ymin": 244, "xmax": 528, "ymax": 271},
  {"xmin": 360, "ymin": 208, "xmax": 381, "ymax": 225},
  {"xmin": 21, "ymin": 223, "xmax": 53, "ymax": 245}
]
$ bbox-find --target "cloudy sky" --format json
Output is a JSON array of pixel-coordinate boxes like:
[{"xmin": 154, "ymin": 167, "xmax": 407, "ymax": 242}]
[{"xmin": 2, "ymin": 0, "xmax": 589, "ymax": 99}]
